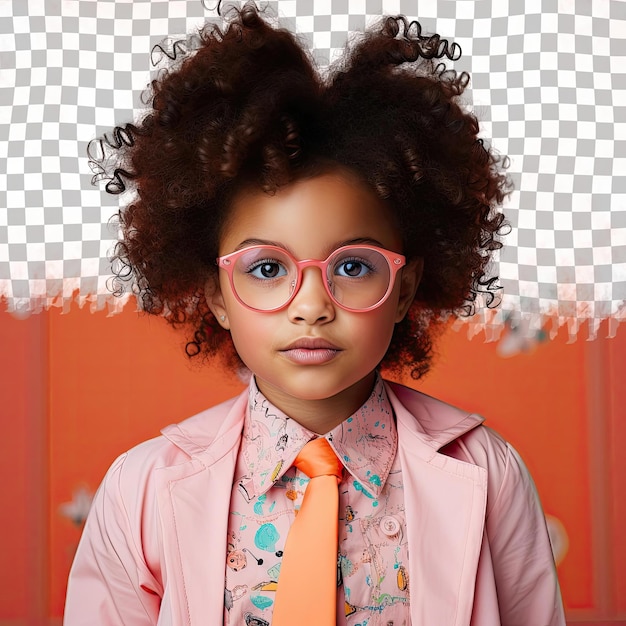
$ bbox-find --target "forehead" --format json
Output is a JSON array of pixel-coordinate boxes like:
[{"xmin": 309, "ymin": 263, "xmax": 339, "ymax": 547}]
[{"xmin": 219, "ymin": 171, "xmax": 402, "ymax": 256}]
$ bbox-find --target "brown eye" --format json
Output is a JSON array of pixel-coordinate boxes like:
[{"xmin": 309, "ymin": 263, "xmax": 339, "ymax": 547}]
[
  {"xmin": 260, "ymin": 263, "xmax": 280, "ymax": 278},
  {"xmin": 341, "ymin": 261, "xmax": 364, "ymax": 277},
  {"xmin": 247, "ymin": 260, "xmax": 288, "ymax": 279}
]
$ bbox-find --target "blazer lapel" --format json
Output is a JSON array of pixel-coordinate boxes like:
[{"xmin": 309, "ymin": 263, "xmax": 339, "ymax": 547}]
[
  {"xmin": 155, "ymin": 393, "xmax": 247, "ymax": 625},
  {"xmin": 388, "ymin": 383, "xmax": 488, "ymax": 626}
]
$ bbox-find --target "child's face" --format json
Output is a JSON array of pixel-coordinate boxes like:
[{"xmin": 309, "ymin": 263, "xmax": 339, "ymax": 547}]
[{"xmin": 207, "ymin": 170, "xmax": 422, "ymax": 430}]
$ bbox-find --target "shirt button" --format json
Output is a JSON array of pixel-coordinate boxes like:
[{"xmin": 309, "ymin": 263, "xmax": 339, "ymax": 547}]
[{"xmin": 380, "ymin": 515, "xmax": 401, "ymax": 537}]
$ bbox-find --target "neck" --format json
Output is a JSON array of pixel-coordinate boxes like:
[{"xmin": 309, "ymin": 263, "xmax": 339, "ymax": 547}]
[{"xmin": 255, "ymin": 372, "xmax": 377, "ymax": 435}]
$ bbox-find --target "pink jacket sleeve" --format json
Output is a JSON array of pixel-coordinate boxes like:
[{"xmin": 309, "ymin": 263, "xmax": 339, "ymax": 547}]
[
  {"xmin": 63, "ymin": 453, "xmax": 162, "ymax": 625},
  {"xmin": 485, "ymin": 441, "xmax": 565, "ymax": 626}
]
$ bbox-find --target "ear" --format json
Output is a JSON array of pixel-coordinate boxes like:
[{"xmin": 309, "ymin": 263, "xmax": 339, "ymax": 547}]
[
  {"xmin": 395, "ymin": 257, "xmax": 423, "ymax": 323},
  {"xmin": 204, "ymin": 275, "xmax": 231, "ymax": 330}
]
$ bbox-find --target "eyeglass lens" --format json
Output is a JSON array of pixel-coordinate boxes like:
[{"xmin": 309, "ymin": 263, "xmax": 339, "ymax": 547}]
[{"xmin": 230, "ymin": 247, "xmax": 392, "ymax": 311}]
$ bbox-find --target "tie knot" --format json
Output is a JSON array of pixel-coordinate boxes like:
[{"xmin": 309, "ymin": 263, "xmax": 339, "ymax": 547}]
[{"xmin": 294, "ymin": 438, "xmax": 343, "ymax": 480}]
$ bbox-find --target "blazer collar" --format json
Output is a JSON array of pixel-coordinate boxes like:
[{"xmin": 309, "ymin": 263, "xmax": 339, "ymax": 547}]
[
  {"xmin": 386, "ymin": 380, "xmax": 484, "ymax": 451},
  {"xmin": 160, "ymin": 392, "xmax": 245, "ymax": 462}
]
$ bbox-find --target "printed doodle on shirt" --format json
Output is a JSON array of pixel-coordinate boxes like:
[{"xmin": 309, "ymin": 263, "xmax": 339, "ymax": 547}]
[
  {"xmin": 254, "ymin": 523, "xmax": 280, "ymax": 553},
  {"xmin": 227, "ymin": 549, "xmax": 247, "ymax": 571}
]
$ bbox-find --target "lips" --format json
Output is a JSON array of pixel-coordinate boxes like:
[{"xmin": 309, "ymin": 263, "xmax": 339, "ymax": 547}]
[
  {"xmin": 279, "ymin": 337, "xmax": 342, "ymax": 365},
  {"xmin": 282, "ymin": 337, "xmax": 341, "ymax": 351}
]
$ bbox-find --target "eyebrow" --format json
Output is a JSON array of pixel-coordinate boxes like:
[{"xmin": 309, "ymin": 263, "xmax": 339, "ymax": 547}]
[
  {"xmin": 234, "ymin": 238, "xmax": 291, "ymax": 252},
  {"xmin": 233, "ymin": 237, "xmax": 388, "ymax": 257},
  {"xmin": 336, "ymin": 237, "xmax": 387, "ymax": 249}
]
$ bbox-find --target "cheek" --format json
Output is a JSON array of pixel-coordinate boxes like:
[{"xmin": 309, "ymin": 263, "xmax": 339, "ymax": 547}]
[
  {"xmin": 225, "ymin": 306, "xmax": 275, "ymax": 368},
  {"xmin": 350, "ymin": 304, "xmax": 399, "ymax": 357}
]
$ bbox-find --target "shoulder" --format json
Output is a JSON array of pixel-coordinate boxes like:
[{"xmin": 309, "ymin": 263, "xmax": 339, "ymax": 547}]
[
  {"xmin": 386, "ymin": 380, "xmax": 532, "ymax": 512},
  {"xmin": 386, "ymin": 379, "xmax": 506, "ymax": 455},
  {"xmin": 446, "ymin": 423, "xmax": 510, "ymax": 472},
  {"xmin": 385, "ymin": 379, "xmax": 485, "ymax": 450},
  {"xmin": 99, "ymin": 391, "xmax": 246, "ymax": 502}
]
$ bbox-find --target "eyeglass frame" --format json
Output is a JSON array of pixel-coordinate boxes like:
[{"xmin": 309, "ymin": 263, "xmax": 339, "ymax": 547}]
[{"xmin": 216, "ymin": 244, "xmax": 407, "ymax": 313}]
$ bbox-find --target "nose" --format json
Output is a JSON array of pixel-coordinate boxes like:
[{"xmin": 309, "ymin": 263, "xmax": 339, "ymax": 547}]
[{"xmin": 287, "ymin": 266, "xmax": 335, "ymax": 324}]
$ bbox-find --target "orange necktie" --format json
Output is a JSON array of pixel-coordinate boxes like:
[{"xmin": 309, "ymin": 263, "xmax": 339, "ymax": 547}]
[{"xmin": 272, "ymin": 437, "xmax": 343, "ymax": 625}]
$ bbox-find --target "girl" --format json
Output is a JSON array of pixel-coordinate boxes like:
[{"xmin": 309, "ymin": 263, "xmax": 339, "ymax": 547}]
[{"xmin": 65, "ymin": 4, "xmax": 565, "ymax": 625}]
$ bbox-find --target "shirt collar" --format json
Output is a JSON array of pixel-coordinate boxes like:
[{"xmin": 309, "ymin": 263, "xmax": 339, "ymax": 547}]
[
  {"xmin": 327, "ymin": 374, "xmax": 397, "ymax": 499},
  {"xmin": 237, "ymin": 378, "xmax": 315, "ymax": 501},
  {"xmin": 236, "ymin": 374, "xmax": 397, "ymax": 500}
]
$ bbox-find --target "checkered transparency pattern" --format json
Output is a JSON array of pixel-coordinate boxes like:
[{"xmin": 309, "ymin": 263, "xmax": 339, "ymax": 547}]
[{"xmin": 1, "ymin": 0, "xmax": 624, "ymax": 339}]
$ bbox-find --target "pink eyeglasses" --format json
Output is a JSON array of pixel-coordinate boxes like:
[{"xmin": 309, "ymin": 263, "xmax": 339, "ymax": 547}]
[{"xmin": 217, "ymin": 244, "xmax": 406, "ymax": 312}]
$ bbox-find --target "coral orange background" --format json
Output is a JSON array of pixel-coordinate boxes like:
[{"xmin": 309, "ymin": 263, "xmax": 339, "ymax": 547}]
[{"xmin": 0, "ymin": 306, "xmax": 624, "ymax": 624}]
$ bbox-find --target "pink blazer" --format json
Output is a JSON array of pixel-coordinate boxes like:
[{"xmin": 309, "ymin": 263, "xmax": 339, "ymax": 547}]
[{"xmin": 64, "ymin": 382, "xmax": 565, "ymax": 625}]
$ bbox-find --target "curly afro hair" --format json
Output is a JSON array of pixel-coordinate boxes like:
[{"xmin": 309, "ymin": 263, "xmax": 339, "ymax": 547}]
[{"xmin": 91, "ymin": 2, "xmax": 511, "ymax": 379}]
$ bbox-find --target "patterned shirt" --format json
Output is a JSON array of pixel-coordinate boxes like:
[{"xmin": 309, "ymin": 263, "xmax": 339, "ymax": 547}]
[{"xmin": 224, "ymin": 375, "xmax": 410, "ymax": 626}]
